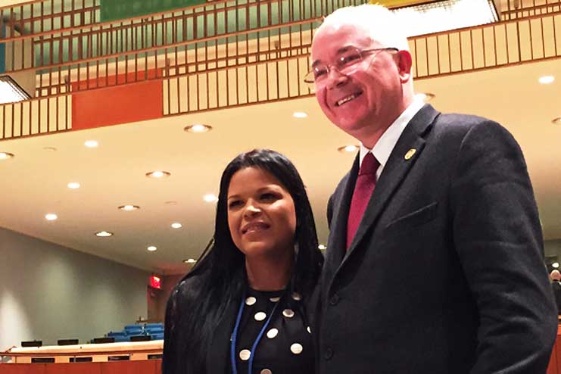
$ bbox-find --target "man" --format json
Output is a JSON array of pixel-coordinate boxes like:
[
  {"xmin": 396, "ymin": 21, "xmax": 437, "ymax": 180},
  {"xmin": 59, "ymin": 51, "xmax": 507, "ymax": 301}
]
[
  {"xmin": 309, "ymin": 4, "xmax": 558, "ymax": 374},
  {"xmin": 550, "ymin": 270, "xmax": 561, "ymax": 313}
]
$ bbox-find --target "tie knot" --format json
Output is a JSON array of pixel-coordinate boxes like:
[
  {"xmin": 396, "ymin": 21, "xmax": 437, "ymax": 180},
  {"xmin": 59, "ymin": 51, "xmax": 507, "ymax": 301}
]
[{"xmin": 359, "ymin": 153, "xmax": 379, "ymax": 175}]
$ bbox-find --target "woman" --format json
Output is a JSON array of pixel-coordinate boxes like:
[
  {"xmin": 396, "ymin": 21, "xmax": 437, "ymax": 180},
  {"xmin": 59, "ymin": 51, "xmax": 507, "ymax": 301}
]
[{"xmin": 163, "ymin": 149, "xmax": 324, "ymax": 374}]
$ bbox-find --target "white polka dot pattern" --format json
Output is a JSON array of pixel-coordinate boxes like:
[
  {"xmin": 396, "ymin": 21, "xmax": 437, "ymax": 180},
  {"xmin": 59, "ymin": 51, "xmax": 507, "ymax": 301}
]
[
  {"xmin": 290, "ymin": 343, "xmax": 303, "ymax": 355},
  {"xmin": 282, "ymin": 309, "xmax": 295, "ymax": 318},
  {"xmin": 245, "ymin": 296, "xmax": 257, "ymax": 306},
  {"xmin": 231, "ymin": 289, "xmax": 313, "ymax": 373},
  {"xmin": 254, "ymin": 311, "xmax": 267, "ymax": 321}
]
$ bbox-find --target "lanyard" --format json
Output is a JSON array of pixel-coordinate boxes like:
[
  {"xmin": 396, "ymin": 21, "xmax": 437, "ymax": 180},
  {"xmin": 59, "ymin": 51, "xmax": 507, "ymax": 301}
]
[{"xmin": 230, "ymin": 293, "xmax": 283, "ymax": 374}]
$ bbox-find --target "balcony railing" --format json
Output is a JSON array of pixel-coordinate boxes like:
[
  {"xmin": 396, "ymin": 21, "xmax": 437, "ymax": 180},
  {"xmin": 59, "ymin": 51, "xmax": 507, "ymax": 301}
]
[{"xmin": 0, "ymin": 0, "xmax": 560, "ymax": 140}]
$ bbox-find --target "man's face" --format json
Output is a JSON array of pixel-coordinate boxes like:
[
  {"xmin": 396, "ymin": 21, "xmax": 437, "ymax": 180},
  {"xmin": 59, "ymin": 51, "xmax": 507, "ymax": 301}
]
[{"xmin": 311, "ymin": 23, "xmax": 409, "ymax": 145}]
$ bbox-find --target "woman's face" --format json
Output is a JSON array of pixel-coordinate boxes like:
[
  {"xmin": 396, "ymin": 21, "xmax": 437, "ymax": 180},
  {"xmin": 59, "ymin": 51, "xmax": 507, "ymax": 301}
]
[{"xmin": 227, "ymin": 167, "xmax": 297, "ymax": 261}]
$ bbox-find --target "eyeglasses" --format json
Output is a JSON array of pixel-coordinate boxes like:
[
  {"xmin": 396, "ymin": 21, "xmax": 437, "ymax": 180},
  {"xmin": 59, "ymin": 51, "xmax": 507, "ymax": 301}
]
[{"xmin": 304, "ymin": 47, "xmax": 399, "ymax": 88}]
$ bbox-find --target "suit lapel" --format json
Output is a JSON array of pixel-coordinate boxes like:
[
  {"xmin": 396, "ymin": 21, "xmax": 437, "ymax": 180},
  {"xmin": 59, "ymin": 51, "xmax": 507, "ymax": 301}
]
[{"xmin": 343, "ymin": 105, "xmax": 439, "ymax": 261}]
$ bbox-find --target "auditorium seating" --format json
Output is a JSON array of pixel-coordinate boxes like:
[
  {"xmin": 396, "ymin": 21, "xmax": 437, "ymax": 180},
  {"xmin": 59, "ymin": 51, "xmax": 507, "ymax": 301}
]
[{"xmin": 103, "ymin": 322, "xmax": 164, "ymax": 343}]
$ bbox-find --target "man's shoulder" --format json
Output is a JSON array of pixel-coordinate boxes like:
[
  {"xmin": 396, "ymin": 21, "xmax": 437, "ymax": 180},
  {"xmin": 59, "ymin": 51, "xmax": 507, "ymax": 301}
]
[
  {"xmin": 430, "ymin": 110, "xmax": 512, "ymax": 141},
  {"xmin": 434, "ymin": 111, "xmax": 497, "ymax": 130}
]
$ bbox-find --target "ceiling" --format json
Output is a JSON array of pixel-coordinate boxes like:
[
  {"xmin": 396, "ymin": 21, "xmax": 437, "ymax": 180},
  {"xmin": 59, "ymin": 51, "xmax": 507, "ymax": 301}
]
[
  {"xmin": 0, "ymin": 56, "xmax": 560, "ymax": 275},
  {"xmin": 0, "ymin": 0, "xmax": 560, "ymax": 274}
]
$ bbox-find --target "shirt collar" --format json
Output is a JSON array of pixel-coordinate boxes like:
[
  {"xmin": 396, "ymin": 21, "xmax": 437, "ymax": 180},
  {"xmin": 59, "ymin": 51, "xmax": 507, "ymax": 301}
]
[{"xmin": 359, "ymin": 96, "xmax": 425, "ymax": 176}]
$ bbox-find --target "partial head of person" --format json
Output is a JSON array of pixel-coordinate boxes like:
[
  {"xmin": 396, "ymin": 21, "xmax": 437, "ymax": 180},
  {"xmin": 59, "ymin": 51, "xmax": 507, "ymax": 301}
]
[
  {"xmin": 191, "ymin": 148, "xmax": 322, "ymax": 296},
  {"xmin": 308, "ymin": 4, "xmax": 416, "ymax": 148},
  {"xmin": 551, "ymin": 269, "xmax": 561, "ymax": 282}
]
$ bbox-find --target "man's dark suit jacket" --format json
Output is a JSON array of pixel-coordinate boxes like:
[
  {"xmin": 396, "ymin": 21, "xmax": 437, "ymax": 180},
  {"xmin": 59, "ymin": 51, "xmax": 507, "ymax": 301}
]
[{"xmin": 317, "ymin": 104, "xmax": 558, "ymax": 374}]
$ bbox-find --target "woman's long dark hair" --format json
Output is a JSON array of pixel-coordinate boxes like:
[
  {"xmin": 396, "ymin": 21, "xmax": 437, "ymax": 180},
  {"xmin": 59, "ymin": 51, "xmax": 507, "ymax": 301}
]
[{"xmin": 163, "ymin": 149, "xmax": 323, "ymax": 374}]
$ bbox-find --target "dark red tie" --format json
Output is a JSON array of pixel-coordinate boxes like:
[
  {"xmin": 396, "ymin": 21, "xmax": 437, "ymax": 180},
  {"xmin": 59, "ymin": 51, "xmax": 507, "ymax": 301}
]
[{"xmin": 347, "ymin": 153, "xmax": 379, "ymax": 249}]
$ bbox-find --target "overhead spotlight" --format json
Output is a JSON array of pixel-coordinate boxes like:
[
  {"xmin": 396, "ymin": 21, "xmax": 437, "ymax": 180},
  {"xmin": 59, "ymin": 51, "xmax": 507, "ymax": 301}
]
[
  {"xmin": 318, "ymin": 244, "xmax": 327, "ymax": 250},
  {"xmin": 390, "ymin": 0, "xmax": 498, "ymax": 37},
  {"xmin": 203, "ymin": 194, "xmax": 218, "ymax": 203},
  {"xmin": 118, "ymin": 205, "xmax": 140, "ymax": 211},
  {"xmin": 293, "ymin": 112, "xmax": 308, "ymax": 119},
  {"xmin": 184, "ymin": 124, "xmax": 212, "ymax": 133},
  {"xmin": 146, "ymin": 170, "xmax": 171, "ymax": 179},
  {"xmin": 147, "ymin": 246, "xmax": 158, "ymax": 252},
  {"xmin": 553, "ymin": 262, "xmax": 560, "ymax": 269},
  {"xmin": 45, "ymin": 213, "xmax": 58, "ymax": 221},
  {"xmin": 84, "ymin": 140, "xmax": 99, "ymax": 148},
  {"xmin": 538, "ymin": 75, "xmax": 555, "ymax": 85},
  {"xmin": 337, "ymin": 145, "xmax": 359, "ymax": 153},
  {"xmin": 171, "ymin": 222, "xmax": 183, "ymax": 229},
  {"xmin": 95, "ymin": 231, "xmax": 113, "ymax": 237},
  {"xmin": 67, "ymin": 182, "xmax": 81, "ymax": 189},
  {"xmin": 0, "ymin": 152, "xmax": 14, "ymax": 160},
  {"xmin": 417, "ymin": 92, "xmax": 435, "ymax": 102},
  {"xmin": 183, "ymin": 258, "xmax": 197, "ymax": 264}
]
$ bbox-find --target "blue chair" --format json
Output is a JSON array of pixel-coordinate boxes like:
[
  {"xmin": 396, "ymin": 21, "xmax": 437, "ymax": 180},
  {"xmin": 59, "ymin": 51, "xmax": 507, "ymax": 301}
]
[
  {"xmin": 145, "ymin": 323, "xmax": 163, "ymax": 329},
  {"xmin": 144, "ymin": 322, "xmax": 164, "ymax": 335},
  {"xmin": 145, "ymin": 326, "xmax": 164, "ymax": 335},
  {"xmin": 124, "ymin": 324, "xmax": 144, "ymax": 336},
  {"xmin": 107, "ymin": 330, "xmax": 126, "ymax": 337}
]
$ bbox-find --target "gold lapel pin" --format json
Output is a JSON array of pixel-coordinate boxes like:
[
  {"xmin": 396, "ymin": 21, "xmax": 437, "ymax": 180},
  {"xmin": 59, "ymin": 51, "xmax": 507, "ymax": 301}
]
[{"xmin": 404, "ymin": 148, "xmax": 416, "ymax": 160}]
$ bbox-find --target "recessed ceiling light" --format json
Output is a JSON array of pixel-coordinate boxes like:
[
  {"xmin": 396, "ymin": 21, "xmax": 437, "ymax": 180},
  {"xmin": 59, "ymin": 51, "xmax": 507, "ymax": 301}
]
[
  {"xmin": 171, "ymin": 222, "xmax": 183, "ymax": 229},
  {"xmin": 293, "ymin": 111, "xmax": 308, "ymax": 119},
  {"xmin": 538, "ymin": 75, "xmax": 555, "ymax": 84},
  {"xmin": 95, "ymin": 231, "xmax": 113, "ymax": 237},
  {"xmin": 417, "ymin": 92, "xmax": 435, "ymax": 102},
  {"xmin": 67, "ymin": 182, "xmax": 81, "ymax": 189},
  {"xmin": 84, "ymin": 140, "xmax": 99, "ymax": 148},
  {"xmin": 118, "ymin": 204, "xmax": 140, "ymax": 211},
  {"xmin": 184, "ymin": 124, "xmax": 212, "ymax": 133},
  {"xmin": 552, "ymin": 117, "xmax": 561, "ymax": 125},
  {"xmin": 553, "ymin": 262, "xmax": 560, "ymax": 269},
  {"xmin": 45, "ymin": 213, "xmax": 58, "ymax": 221},
  {"xmin": 203, "ymin": 193, "xmax": 218, "ymax": 203},
  {"xmin": 0, "ymin": 152, "xmax": 14, "ymax": 160},
  {"xmin": 183, "ymin": 258, "xmax": 197, "ymax": 264},
  {"xmin": 146, "ymin": 170, "xmax": 171, "ymax": 179},
  {"xmin": 147, "ymin": 246, "xmax": 158, "ymax": 252},
  {"xmin": 337, "ymin": 145, "xmax": 359, "ymax": 153},
  {"xmin": 318, "ymin": 244, "xmax": 327, "ymax": 250}
]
